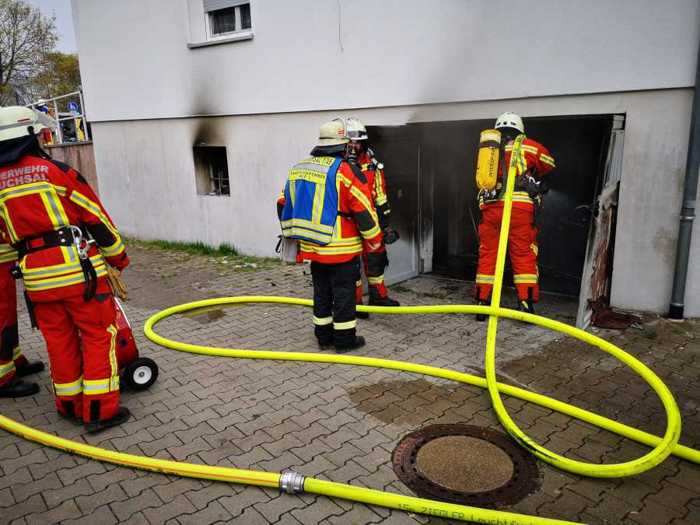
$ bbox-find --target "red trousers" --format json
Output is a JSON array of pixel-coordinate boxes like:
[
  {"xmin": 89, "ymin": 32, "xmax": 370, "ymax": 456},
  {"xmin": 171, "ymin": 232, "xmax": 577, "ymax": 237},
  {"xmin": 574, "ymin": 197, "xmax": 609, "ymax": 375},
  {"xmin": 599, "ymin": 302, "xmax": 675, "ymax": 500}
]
[
  {"xmin": 476, "ymin": 205, "xmax": 539, "ymax": 303},
  {"xmin": 33, "ymin": 294, "xmax": 120, "ymax": 422},
  {"xmin": 0, "ymin": 262, "xmax": 28, "ymax": 387},
  {"xmin": 355, "ymin": 248, "xmax": 389, "ymax": 303}
]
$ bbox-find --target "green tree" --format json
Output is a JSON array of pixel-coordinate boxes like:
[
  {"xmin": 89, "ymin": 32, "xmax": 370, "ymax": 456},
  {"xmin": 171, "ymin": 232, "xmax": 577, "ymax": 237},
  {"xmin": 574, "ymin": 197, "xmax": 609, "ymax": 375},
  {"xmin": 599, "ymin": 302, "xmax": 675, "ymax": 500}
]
[
  {"xmin": 33, "ymin": 52, "xmax": 81, "ymax": 107},
  {"xmin": 0, "ymin": 0, "xmax": 57, "ymax": 104}
]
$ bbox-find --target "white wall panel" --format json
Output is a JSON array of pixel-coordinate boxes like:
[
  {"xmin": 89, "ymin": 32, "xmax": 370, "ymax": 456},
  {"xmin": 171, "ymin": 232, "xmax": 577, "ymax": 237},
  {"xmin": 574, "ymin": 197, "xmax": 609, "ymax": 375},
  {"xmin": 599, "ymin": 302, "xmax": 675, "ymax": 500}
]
[
  {"xmin": 73, "ymin": 0, "xmax": 700, "ymax": 121},
  {"xmin": 91, "ymin": 89, "xmax": 699, "ymax": 315}
]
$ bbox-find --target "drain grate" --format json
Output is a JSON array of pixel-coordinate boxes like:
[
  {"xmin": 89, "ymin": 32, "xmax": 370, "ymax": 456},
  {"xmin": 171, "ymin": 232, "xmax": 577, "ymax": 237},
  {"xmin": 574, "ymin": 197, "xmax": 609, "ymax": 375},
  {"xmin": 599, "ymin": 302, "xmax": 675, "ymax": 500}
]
[{"xmin": 392, "ymin": 424, "xmax": 540, "ymax": 507}]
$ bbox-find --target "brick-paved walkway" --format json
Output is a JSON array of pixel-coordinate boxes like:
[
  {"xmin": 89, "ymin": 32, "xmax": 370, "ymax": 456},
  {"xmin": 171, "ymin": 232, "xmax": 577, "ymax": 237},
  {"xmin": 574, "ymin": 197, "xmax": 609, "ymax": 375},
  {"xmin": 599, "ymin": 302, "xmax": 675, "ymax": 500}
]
[{"xmin": 1, "ymin": 245, "xmax": 699, "ymax": 525}]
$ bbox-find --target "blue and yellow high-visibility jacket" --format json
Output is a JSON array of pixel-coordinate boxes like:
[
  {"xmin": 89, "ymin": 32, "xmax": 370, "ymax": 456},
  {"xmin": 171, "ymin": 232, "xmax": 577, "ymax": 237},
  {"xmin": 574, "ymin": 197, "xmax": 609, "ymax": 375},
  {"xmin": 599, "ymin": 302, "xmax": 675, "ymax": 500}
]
[
  {"xmin": 277, "ymin": 154, "xmax": 384, "ymax": 264},
  {"xmin": 280, "ymin": 156, "xmax": 342, "ymax": 245}
]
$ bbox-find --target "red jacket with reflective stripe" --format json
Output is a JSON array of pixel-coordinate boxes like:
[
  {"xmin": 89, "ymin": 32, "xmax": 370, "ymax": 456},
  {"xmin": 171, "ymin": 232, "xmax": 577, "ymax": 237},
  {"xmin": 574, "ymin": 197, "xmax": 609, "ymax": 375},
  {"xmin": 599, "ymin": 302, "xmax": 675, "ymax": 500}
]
[
  {"xmin": 0, "ymin": 155, "xmax": 129, "ymax": 302},
  {"xmin": 482, "ymin": 137, "xmax": 555, "ymax": 211},
  {"xmin": 357, "ymin": 152, "xmax": 389, "ymax": 208},
  {"xmin": 0, "ymin": 229, "xmax": 16, "ymax": 264},
  {"xmin": 0, "ymin": 244, "xmax": 15, "ymax": 264},
  {"xmin": 278, "ymin": 157, "xmax": 383, "ymax": 264}
]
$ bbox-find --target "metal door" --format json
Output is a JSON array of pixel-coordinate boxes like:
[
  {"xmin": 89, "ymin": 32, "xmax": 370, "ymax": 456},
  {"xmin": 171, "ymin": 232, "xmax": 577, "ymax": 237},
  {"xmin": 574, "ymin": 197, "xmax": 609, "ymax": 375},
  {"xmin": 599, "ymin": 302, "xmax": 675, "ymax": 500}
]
[{"xmin": 367, "ymin": 125, "xmax": 421, "ymax": 284}]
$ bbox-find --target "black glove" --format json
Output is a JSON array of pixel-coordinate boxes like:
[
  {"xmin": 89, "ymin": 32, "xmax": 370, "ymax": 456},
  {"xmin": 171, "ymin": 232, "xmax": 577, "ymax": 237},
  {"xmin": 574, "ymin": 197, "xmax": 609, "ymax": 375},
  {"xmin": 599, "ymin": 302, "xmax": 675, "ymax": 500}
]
[{"xmin": 383, "ymin": 228, "xmax": 399, "ymax": 245}]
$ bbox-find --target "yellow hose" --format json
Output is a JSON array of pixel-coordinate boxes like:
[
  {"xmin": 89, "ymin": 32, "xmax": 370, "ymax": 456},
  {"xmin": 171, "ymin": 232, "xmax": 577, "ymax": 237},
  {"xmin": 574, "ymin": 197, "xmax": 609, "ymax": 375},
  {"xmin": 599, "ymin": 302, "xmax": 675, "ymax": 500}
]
[
  {"xmin": 482, "ymin": 134, "xmax": 682, "ymax": 478},
  {"xmin": 140, "ymin": 295, "xmax": 697, "ymax": 464},
  {"xmin": 0, "ymin": 136, "xmax": 691, "ymax": 524}
]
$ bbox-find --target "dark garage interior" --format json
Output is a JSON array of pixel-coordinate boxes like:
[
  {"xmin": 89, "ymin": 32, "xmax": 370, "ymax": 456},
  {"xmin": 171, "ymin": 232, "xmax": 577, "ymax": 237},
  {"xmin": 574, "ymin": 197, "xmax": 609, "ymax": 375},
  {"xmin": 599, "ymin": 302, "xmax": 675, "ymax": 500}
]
[{"xmin": 368, "ymin": 114, "xmax": 618, "ymax": 298}]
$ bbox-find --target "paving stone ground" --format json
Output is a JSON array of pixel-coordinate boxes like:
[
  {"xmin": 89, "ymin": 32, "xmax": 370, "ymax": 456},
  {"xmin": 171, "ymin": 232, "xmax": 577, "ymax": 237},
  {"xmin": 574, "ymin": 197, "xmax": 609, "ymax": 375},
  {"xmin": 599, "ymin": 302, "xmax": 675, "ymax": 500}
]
[{"xmin": 1, "ymin": 244, "xmax": 699, "ymax": 525}]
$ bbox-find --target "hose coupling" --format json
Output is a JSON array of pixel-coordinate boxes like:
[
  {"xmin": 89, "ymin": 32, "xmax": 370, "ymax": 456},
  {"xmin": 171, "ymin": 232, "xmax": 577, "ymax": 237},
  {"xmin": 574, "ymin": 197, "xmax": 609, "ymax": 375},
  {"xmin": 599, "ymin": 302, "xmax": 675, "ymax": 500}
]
[{"xmin": 279, "ymin": 470, "xmax": 305, "ymax": 494}]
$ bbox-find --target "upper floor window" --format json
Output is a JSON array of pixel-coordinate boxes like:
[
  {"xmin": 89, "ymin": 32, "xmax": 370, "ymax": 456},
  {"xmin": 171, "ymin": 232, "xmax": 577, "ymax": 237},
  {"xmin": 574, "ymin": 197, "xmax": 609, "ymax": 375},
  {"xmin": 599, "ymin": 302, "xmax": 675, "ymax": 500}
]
[
  {"xmin": 205, "ymin": 1, "xmax": 251, "ymax": 39},
  {"xmin": 187, "ymin": 0, "xmax": 253, "ymax": 48}
]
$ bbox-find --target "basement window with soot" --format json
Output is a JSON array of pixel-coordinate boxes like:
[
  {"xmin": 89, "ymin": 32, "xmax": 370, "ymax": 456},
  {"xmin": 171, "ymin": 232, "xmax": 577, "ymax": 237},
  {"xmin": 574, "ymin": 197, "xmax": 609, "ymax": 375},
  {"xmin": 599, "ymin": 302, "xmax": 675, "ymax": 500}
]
[{"xmin": 193, "ymin": 146, "xmax": 230, "ymax": 196}]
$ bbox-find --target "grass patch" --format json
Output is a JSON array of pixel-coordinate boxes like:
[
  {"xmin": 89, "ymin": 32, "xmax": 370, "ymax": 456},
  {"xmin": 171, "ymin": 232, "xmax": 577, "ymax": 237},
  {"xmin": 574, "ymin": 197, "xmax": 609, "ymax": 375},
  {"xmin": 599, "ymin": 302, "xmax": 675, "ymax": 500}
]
[
  {"xmin": 126, "ymin": 238, "xmax": 239, "ymax": 257},
  {"xmin": 125, "ymin": 237, "xmax": 280, "ymax": 270}
]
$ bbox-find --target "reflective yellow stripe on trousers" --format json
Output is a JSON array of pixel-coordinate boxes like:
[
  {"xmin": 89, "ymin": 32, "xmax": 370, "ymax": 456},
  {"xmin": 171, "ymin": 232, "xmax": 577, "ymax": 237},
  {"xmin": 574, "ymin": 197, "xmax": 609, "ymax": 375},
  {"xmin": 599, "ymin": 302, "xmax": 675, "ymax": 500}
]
[
  {"xmin": 54, "ymin": 377, "xmax": 83, "ymax": 396},
  {"xmin": 0, "ymin": 361, "xmax": 15, "ymax": 378}
]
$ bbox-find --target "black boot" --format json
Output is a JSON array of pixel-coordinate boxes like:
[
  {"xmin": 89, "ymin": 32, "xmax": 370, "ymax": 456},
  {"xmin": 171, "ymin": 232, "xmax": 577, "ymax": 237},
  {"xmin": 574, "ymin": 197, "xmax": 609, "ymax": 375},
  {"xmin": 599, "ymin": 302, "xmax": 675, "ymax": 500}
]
[
  {"xmin": 368, "ymin": 296, "xmax": 400, "ymax": 307},
  {"xmin": 58, "ymin": 411, "xmax": 83, "ymax": 426},
  {"xmin": 315, "ymin": 325, "xmax": 333, "ymax": 350},
  {"xmin": 356, "ymin": 306, "xmax": 370, "ymax": 320},
  {"xmin": 476, "ymin": 300, "xmax": 488, "ymax": 322},
  {"xmin": 0, "ymin": 378, "xmax": 39, "ymax": 398},
  {"xmin": 334, "ymin": 336, "xmax": 365, "ymax": 354},
  {"xmin": 57, "ymin": 401, "xmax": 82, "ymax": 425},
  {"xmin": 317, "ymin": 338, "xmax": 334, "ymax": 350},
  {"xmin": 519, "ymin": 300, "xmax": 535, "ymax": 315},
  {"xmin": 16, "ymin": 360, "xmax": 45, "ymax": 377},
  {"xmin": 85, "ymin": 407, "xmax": 131, "ymax": 434}
]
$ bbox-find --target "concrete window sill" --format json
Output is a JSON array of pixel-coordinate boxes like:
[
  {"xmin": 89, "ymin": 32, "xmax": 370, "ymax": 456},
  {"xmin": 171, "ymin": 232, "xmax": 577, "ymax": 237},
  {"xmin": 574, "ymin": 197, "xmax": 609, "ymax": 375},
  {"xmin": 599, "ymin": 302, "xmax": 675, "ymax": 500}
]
[{"xmin": 188, "ymin": 31, "xmax": 254, "ymax": 49}]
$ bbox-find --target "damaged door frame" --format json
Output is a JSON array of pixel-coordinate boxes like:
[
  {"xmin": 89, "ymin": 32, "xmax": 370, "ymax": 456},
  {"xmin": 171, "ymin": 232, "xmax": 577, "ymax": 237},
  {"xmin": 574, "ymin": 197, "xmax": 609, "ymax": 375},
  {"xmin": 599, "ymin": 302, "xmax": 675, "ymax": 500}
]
[{"xmin": 575, "ymin": 114, "xmax": 626, "ymax": 329}]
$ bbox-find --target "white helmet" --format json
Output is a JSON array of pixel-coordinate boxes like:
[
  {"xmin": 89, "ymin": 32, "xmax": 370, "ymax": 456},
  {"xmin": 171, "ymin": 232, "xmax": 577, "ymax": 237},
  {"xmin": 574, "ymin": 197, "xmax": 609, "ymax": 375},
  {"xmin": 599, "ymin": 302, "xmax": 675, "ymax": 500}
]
[
  {"xmin": 345, "ymin": 117, "xmax": 368, "ymax": 141},
  {"xmin": 495, "ymin": 112, "xmax": 524, "ymax": 134},
  {"xmin": 317, "ymin": 117, "xmax": 349, "ymax": 146},
  {"xmin": 0, "ymin": 106, "xmax": 53, "ymax": 142}
]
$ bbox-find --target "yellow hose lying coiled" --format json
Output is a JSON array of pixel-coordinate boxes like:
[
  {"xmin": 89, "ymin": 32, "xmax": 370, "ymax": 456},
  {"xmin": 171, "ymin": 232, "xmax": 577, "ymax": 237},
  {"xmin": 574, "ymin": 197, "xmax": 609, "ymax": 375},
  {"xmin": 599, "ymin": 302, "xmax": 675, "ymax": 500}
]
[{"xmin": 0, "ymin": 136, "xmax": 692, "ymax": 525}]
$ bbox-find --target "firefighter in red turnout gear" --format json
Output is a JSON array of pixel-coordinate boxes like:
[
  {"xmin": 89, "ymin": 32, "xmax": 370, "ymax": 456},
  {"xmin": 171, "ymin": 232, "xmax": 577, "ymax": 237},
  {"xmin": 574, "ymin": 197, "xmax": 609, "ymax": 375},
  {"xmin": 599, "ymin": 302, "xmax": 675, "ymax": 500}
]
[
  {"xmin": 0, "ymin": 106, "xmax": 131, "ymax": 432},
  {"xmin": 0, "ymin": 237, "xmax": 45, "ymax": 397},
  {"xmin": 475, "ymin": 112, "xmax": 555, "ymax": 318},
  {"xmin": 345, "ymin": 118, "xmax": 400, "ymax": 316},
  {"xmin": 277, "ymin": 119, "xmax": 384, "ymax": 351}
]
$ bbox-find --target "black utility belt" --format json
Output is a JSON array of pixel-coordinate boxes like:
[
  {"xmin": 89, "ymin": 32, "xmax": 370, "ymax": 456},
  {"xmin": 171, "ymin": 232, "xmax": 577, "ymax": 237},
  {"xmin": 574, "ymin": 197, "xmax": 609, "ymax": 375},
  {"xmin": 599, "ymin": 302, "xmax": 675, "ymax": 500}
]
[
  {"xmin": 13, "ymin": 226, "xmax": 80, "ymax": 258},
  {"xmin": 14, "ymin": 225, "xmax": 98, "ymax": 301}
]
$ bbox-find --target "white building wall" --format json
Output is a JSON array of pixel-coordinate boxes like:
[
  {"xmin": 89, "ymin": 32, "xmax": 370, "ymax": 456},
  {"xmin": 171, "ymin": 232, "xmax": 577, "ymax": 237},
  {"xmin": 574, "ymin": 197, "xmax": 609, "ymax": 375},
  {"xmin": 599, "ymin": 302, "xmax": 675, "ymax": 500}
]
[
  {"xmin": 72, "ymin": 0, "xmax": 700, "ymax": 315},
  {"xmin": 91, "ymin": 89, "xmax": 699, "ymax": 315},
  {"xmin": 72, "ymin": 0, "xmax": 699, "ymax": 121}
]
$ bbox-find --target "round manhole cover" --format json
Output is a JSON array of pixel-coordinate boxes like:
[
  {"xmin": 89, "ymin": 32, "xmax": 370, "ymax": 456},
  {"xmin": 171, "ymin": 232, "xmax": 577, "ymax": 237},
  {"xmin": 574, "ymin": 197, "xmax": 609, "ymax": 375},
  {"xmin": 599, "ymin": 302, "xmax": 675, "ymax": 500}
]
[{"xmin": 392, "ymin": 424, "xmax": 541, "ymax": 507}]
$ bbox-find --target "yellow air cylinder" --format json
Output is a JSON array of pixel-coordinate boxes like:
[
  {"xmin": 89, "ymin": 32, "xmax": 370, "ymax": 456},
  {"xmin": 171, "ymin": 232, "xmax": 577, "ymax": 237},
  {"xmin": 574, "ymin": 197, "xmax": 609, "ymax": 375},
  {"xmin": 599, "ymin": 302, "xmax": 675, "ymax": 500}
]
[{"xmin": 475, "ymin": 129, "xmax": 501, "ymax": 191}]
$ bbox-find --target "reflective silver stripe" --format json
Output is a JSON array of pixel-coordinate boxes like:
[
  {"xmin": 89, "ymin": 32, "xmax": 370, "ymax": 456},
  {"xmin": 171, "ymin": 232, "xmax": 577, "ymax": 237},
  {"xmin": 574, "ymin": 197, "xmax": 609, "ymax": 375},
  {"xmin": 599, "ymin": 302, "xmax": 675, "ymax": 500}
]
[
  {"xmin": 83, "ymin": 379, "xmax": 110, "ymax": 395},
  {"xmin": 0, "ymin": 361, "xmax": 15, "ymax": 377},
  {"xmin": 313, "ymin": 316, "xmax": 333, "ymax": 326},
  {"xmin": 293, "ymin": 162, "xmax": 331, "ymax": 173},
  {"xmin": 23, "ymin": 265, "xmax": 108, "ymax": 291},
  {"xmin": 44, "ymin": 191, "xmax": 68, "ymax": 228},
  {"xmin": 0, "ymin": 243, "xmax": 16, "ymax": 256},
  {"xmin": 101, "ymin": 239, "xmax": 125, "ymax": 258},
  {"xmin": 280, "ymin": 218, "xmax": 334, "ymax": 233},
  {"xmin": 69, "ymin": 191, "xmax": 120, "ymax": 237},
  {"xmin": 54, "ymin": 377, "xmax": 83, "ymax": 396},
  {"xmin": 22, "ymin": 255, "xmax": 105, "ymax": 278},
  {"xmin": 333, "ymin": 320, "xmax": 357, "ymax": 330},
  {"xmin": 107, "ymin": 325, "xmax": 118, "ymax": 391},
  {"xmin": 0, "ymin": 181, "xmax": 56, "ymax": 199}
]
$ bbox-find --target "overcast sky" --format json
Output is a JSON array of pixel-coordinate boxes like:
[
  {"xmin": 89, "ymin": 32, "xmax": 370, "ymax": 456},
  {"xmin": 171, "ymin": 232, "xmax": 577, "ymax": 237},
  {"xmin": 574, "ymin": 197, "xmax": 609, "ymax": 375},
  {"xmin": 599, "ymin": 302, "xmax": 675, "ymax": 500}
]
[{"xmin": 26, "ymin": 0, "xmax": 76, "ymax": 53}]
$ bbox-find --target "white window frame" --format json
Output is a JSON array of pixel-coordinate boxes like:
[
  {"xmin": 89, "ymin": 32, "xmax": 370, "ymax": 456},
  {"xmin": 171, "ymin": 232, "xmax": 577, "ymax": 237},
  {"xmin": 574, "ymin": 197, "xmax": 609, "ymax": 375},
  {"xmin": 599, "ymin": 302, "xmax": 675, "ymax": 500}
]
[{"xmin": 188, "ymin": 0, "xmax": 253, "ymax": 49}]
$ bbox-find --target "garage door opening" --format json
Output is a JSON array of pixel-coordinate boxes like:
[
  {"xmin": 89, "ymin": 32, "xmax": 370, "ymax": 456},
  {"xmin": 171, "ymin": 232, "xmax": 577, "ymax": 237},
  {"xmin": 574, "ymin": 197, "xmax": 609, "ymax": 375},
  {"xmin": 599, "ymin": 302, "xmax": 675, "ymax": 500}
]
[{"xmin": 367, "ymin": 114, "xmax": 624, "ymax": 328}]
